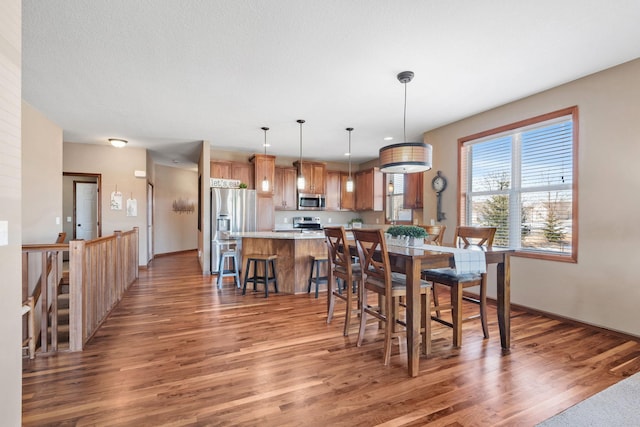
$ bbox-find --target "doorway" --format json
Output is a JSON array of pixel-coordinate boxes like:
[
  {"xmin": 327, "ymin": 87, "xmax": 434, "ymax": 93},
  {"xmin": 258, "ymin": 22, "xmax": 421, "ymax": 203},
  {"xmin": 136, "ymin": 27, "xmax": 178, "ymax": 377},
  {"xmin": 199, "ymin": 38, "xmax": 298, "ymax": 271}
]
[
  {"xmin": 147, "ymin": 182, "xmax": 154, "ymax": 262},
  {"xmin": 63, "ymin": 172, "xmax": 102, "ymax": 241}
]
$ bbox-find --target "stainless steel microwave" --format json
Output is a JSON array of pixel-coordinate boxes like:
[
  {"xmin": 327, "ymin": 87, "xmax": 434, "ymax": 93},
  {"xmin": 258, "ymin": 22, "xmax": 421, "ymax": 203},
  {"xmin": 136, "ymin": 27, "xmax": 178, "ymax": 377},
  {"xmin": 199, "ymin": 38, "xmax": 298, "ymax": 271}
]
[{"xmin": 297, "ymin": 193, "xmax": 326, "ymax": 210}]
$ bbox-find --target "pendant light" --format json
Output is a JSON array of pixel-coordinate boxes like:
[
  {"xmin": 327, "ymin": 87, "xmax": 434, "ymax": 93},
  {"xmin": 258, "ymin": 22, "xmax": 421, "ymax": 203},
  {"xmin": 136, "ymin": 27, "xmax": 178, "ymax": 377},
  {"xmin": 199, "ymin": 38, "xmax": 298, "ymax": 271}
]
[
  {"xmin": 345, "ymin": 127, "xmax": 354, "ymax": 193},
  {"xmin": 379, "ymin": 71, "xmax": 433, "ymax": 174},
  {"xmin": 261, "ymin": 127, "xmax": 270, "ymax": 192},
  {"xmin": 296, "ymin": 119, "xmax": 306, "ymax": 190}
]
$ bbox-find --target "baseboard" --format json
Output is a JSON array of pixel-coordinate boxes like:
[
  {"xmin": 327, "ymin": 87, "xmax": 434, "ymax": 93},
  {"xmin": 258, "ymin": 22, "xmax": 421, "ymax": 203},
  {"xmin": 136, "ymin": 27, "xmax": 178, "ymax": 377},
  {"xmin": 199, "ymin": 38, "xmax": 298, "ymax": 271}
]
[{"xmin": 153, "ymin": 249, "xmax": 198, "ymax": 258}]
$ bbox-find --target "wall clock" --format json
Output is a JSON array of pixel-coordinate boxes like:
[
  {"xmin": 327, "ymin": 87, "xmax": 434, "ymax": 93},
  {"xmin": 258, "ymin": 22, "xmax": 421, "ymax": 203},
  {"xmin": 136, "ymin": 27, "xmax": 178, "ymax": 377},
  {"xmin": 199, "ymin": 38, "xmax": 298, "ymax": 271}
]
[{"xmin": 432, "ymin": 171, "xmax": 447, "ymax": 222}]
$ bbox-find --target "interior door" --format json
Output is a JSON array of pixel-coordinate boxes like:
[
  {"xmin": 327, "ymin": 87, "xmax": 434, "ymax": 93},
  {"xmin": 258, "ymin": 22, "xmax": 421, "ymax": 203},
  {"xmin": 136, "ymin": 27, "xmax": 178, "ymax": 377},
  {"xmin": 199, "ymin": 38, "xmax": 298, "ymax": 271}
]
[
  {"xmin": 74, "ymin": 181, "xmax": 98, "ymax": 240},
  {"xmin": 147, "ymin": 182, "xmax": 154, "ymax": 261}
]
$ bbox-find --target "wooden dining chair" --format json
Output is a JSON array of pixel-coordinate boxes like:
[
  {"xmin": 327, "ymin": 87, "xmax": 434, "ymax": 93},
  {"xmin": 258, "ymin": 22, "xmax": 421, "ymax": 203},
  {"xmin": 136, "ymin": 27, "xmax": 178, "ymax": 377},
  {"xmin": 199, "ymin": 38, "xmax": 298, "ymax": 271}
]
[
  {"xmin": 419, "ymin": 225, "xmax": 446, "ymax": 245},
  {"xmin": 324, "ymin": 226, "xmax": 362, "ymax": 336},
  {"xmin": 421, "ymin": 226, "xmax": 496, "ymax": 348},
  {"xmin": 352, "ymin": 228, "xmax": 431, "ymax": 365}
]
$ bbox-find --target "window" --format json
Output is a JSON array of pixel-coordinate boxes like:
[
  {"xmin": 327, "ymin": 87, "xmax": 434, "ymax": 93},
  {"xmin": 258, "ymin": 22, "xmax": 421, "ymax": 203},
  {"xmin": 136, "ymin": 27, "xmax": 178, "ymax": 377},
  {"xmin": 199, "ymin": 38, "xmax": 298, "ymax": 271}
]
[
  {"xmin": 459, "ymin": 106, "xmax": 578, "ymax": 262},
  {"xmin": 386, "ymin": 173, "xmax": 412, "ymax": 223}
]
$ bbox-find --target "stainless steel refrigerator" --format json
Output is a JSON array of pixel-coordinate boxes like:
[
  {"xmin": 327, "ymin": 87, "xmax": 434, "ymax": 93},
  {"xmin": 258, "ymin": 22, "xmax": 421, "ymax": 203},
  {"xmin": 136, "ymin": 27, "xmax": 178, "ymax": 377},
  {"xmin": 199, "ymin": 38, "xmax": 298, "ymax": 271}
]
[{"xmin": 210, "ymin": 188, "xmax": 257, "ymax": 273}]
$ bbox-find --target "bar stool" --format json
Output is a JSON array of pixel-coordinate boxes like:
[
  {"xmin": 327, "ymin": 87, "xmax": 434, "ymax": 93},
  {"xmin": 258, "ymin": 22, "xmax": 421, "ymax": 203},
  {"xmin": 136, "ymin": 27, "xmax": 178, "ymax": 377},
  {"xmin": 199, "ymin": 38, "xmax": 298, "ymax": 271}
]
[
  {"xmin": 307, "ymin": 254, "xmax": 328, "ymax": 298},
  {"xmin": 217, "ymin": 248, "xmax": 240, "ymax": 289},
  {"xmin": 242, "ymin": 254, "xmax": 279, "ymax": 298}
]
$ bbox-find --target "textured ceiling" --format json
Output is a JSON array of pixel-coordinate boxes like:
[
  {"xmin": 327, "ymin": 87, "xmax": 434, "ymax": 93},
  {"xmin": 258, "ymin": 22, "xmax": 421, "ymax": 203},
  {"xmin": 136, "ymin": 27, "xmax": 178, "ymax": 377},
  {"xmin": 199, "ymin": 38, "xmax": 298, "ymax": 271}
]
[{"xmin": 22, "ymin": 0, "xmax": 640, "ymax": 168}]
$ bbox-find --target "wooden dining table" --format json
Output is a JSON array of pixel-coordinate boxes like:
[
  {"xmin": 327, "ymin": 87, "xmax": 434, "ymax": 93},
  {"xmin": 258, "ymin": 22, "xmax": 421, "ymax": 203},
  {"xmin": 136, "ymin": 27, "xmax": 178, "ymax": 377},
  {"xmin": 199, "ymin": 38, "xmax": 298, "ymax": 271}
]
[{"xmin": 337, "ymin": 241, "xmax": 513, "ymax": 377}]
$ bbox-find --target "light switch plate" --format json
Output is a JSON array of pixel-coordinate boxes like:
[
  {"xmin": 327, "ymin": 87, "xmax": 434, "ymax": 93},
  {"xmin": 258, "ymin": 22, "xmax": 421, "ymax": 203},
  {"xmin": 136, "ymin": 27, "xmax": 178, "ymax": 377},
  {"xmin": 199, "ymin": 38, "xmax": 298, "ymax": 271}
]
[{"xmin": 0, "ymin": 220, "xmax": 8, "ymax": 246}]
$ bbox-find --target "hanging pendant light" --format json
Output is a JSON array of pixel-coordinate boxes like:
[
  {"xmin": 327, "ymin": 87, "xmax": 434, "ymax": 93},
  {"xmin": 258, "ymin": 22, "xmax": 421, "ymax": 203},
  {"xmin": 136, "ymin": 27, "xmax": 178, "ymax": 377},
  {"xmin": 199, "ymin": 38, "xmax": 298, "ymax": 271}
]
[
  {"xmin": 296, "ymin": 119, "xmax": 306, "ymax": 190},
  {"xmin": 379, "ymin": 71, "xmax": 433, "ymax": 174},
  {"xmin": 345, "ymin": 127, "xmax": 354, "ymax": 193},
  {"xmin": 261, "ymin": 127, "xmax": 270, "ymax": 192}
]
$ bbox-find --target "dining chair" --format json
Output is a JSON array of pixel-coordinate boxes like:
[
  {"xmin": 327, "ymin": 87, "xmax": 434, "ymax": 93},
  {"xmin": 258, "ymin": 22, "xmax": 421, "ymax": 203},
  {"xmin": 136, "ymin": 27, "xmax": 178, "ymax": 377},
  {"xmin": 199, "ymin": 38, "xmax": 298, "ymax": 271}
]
[
  {"xmin": 324, "ymin": 226, "xmax": 362, "ymax": 336},
  {"xmin": 419, "ymin": 225, "xmax": 446, "ymax": 245},
  {"xmin": 352, "ymin": 228, "xmax": 431, "ymax": 365},
  {"xmin": 421, "ymin": 226, "xmax": 496, "ymax": 348}
]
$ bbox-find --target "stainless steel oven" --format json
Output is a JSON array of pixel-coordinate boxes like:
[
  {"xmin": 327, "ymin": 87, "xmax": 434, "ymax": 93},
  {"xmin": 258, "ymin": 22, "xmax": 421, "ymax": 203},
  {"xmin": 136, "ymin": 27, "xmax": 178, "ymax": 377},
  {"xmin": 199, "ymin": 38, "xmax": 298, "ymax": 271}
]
[{"xmin": 297, "ymin": 193, "xmax": 325, "ymax": 210}]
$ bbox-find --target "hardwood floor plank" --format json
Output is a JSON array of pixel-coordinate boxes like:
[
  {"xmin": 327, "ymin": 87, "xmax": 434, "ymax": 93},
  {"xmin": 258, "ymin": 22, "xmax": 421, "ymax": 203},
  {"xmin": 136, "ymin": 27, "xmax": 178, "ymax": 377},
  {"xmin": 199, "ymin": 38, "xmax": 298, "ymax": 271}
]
[{"xmin": 22, "ymin": 251, "xmax": 640, "ymax": 426}]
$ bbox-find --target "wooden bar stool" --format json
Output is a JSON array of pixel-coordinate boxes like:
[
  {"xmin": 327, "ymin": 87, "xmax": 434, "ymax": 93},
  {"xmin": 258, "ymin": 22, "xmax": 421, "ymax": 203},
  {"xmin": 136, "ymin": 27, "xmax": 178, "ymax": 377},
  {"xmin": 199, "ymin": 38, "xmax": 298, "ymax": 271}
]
[
  {"xmin": 217, "ymin": 248, "xmax": 240, "ymax": 289},
  {"xmin": 242, "ymin": 254, "xmax": 279, "ymax": 298},
  {"xmin": 307, "ymin": 254, "xmax": 328, "ymax": 298}
]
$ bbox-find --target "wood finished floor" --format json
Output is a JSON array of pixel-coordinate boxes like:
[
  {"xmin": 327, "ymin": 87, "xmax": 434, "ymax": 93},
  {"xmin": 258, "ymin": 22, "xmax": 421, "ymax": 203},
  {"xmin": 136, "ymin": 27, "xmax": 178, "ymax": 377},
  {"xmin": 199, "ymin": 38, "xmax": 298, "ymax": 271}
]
[{"xmin": 22, "ymin": 251, "xmax": 640, "ymax": 426}]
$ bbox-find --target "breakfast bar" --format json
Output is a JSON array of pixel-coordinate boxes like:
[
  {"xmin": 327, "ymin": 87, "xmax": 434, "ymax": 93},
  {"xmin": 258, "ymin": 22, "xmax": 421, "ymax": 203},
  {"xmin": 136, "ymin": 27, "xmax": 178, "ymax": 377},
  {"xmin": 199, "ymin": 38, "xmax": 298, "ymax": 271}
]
[{"xmin": 231, "ymin": 231, "xmax": 327, "ymax": 294}]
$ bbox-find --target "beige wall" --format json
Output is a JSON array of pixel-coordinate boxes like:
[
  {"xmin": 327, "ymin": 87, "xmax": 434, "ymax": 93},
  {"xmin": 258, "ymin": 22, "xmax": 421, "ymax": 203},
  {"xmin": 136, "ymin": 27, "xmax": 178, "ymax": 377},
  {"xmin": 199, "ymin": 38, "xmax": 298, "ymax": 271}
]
[
  {"xmin": 154, "ymin": 164, "xmax": 198, "ymax": 254},
  {"xmin": 63, "ymin": 142, "xmax": 149, "ymax": 265},
  {"xmin": 0, "ymin": 0, "xmax": 23, "ymax": 422},
  {"xmin": 21, "ymin": 101, "xmax": 63, "ymax": 243},
  {"xmin": 423, "ymin": 57, "xmax": 640, "ymax": 337}
]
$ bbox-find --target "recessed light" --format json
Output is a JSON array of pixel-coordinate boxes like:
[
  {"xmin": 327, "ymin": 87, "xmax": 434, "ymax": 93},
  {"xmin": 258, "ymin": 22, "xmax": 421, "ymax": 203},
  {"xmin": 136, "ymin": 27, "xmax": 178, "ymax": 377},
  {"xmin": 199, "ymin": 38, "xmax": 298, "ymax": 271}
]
[
  {"xmin": 384, "ymin": 136, "xmax": 394, "ymax": 141},
  {"xmin": 344, "ymin": 152, "xmax": 351, "ymax": 156},
  {"xmin": 263, "ymin": 143, "xmax": 271, "ymax": 147}
]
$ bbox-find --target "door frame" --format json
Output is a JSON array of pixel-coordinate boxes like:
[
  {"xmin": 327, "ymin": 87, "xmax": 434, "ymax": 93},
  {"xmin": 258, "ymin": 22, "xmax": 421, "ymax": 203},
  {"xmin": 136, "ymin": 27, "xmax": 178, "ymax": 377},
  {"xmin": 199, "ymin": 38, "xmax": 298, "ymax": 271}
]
[{"xmin": 64, "ymin": 172, "xmax": 102, "ymax": 238}]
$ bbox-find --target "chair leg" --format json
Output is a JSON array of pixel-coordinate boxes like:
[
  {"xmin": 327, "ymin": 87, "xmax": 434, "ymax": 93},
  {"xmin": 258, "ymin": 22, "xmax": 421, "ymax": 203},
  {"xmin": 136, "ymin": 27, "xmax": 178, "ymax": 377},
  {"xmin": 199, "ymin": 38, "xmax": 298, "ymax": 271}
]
[
  {"xmin": 217, "ymin": 253, "xmax": 225, "ymax": 289},
  {"xmin": 357, "ymin": 288, "xmax": 368, "ymax": 347},
  {"xmin": 480, "ymin": 275, "xmax": 489, "ymax": 339},
  {"xmin": 271, "ymin": 259, "xmax": 278, "ymax": 293},
  {"xmin": 263, "ymin": 260, "xmax": 269, "ymax": 298},
  {"xmin": 432, "ymin": 282, "xmax": 442, "ymax": 318},
  {"xmin": 451, "ymin": 283, "xmax": 463, "ymax": 348},
  {"xmin": 343, "ymin": 278, "xmax": 352, "ymax": 337},
  {"xmin": 242, "ymin": 259, "xmax": 251, "ymax": 295},
  {"xmin": 307, "ymin": 258, "xmax": 315, "ymax": 294},
  {"xmin": 233, "ymin": 254, "xmax": 240, "ymax": 288},
  {"xmin": 382, "ymin": 296, "xmax": 393, "ymax": 366},
  {"xmin": 314, "ymin": 260, "xmax": 321, "ymax": 299},
  {"xmin": 327, "ymin": 275, "xmax": 336, "ymax": 324}
]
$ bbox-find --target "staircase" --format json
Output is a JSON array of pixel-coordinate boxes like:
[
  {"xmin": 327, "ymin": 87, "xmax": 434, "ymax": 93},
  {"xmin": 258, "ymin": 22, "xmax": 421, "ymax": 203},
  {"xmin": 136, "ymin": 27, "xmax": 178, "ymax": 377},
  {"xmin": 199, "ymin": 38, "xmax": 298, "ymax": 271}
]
[{"xmin": 46, "ymin": 271, "xmax": 70, "ymax": 351}]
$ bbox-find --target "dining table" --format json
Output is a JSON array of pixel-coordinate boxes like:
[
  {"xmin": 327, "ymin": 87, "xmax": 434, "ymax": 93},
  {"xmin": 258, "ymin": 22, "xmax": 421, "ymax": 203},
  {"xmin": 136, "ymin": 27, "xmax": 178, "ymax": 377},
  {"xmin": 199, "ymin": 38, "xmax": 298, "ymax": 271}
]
[{"xmin": 338, "ymin": 240, "xmax": 513, "ymax": 378}]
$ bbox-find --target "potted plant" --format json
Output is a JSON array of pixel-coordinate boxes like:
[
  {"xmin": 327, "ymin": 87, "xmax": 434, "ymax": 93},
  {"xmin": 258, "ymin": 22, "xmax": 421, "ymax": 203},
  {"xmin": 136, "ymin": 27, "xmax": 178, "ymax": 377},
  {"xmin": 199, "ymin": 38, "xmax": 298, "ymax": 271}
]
[
  {"xmin": 348, "ymin": 218, "xmax": 363, "ymax": 229},
  {"xmin": 386, "ymin": 225, "xmax": 428, "ymax": 246},
  {"xmin": 238, "ymin": 182, "xmax": 248, "ymax": 189}
]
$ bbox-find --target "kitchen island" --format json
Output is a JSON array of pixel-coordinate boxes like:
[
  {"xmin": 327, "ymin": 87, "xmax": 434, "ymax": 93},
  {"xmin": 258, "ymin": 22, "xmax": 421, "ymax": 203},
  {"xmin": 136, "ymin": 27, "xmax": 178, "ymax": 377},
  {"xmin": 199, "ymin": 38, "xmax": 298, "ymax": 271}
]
[{"xmin": 230, "ymin": 231, "xmax": 328, "ymax": 294}]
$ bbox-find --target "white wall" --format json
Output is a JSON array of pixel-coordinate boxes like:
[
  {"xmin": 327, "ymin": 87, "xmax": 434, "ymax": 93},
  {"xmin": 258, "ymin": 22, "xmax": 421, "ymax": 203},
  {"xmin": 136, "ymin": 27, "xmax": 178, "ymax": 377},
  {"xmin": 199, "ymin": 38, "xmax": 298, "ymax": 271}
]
[
  {"xmin": 423, "ymin": 57, "xmax": 640, "ymax": 337},
  {"xmin": 21, "ymin": 101, "xmax": 62, "ymax": 243},
  {"xmin": 0, "ymin": 0, "xmax": 23, "ymax": 422},
  {"xmin": 154, "ymin": 164, "xmax": 198, "ymax": 254},
  {"xmin": 63, "ymin": 142, "xmax": 149, "ymax": 265}
]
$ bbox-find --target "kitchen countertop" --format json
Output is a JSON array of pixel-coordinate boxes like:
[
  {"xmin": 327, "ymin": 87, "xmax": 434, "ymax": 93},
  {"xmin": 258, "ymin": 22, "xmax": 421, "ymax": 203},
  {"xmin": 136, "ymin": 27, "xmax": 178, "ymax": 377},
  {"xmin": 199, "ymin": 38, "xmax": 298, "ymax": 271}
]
[{"xmin": 230, "ymin": 231, "xmax": 326, "ymax": 240}]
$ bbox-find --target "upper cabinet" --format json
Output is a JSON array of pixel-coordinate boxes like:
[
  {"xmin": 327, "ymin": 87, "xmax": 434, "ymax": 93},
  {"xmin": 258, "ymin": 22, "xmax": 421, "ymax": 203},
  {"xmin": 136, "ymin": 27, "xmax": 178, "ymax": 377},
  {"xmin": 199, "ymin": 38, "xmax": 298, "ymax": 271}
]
[
  {"xmin": 293, "ymin": 161, "xmax": 326, "ymax": 194},
  {"xmin": 210, "ymin": 160, "xmax": 254, "ymax": 188},
  {"xmin": 250, "ymin": 154, "xmax": 276, "ymax": 196},
  {"xmin": 403, "ymin": 171, "xmax": 424, "ymax": 209},
  {"xmin": 355, "ymin": 167, "xmax": 383, "ymax": 211},
  {"xmin": 274, "ymin": 166, "xmax": 297, "ymax": 210},
  {"xmin": 326, "ymin": 170, "xmax": 355, "ymax": 211}
]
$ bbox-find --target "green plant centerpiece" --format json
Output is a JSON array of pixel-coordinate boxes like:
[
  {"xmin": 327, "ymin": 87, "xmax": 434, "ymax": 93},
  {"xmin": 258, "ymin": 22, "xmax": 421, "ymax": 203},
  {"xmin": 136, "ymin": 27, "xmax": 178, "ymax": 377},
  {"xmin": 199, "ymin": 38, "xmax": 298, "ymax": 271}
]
[
  {"xmin": 238, "ymin": 182, "xmax": 248, "ymax": 189},
  {"xmin": 348, "ymin": 218, "xmax": 364, "ymax": 228},
  {"xmin": 385, "ymin": 225, "xmax": 428, "ymax": 246}
]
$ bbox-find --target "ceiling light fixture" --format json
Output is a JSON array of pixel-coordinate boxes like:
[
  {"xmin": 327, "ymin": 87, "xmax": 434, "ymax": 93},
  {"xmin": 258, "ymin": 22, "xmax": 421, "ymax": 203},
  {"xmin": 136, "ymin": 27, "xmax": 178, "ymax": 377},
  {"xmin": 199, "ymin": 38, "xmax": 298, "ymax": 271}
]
[
  {"xmin": 345, "ymin": 127, "xmax": 354, "ymax": 193},
  {"xmin": 379, "ymin": 71, "xmax": 432, "ymax": 174},
  {"xmin": 109, "ymin": 138, "xmax": 127, "ymax": 148},
  {"xmin": 296, "ymin": 119, "xmax": 306, "ymax": 190},
  {"xmin": 261, "ymin": 127, "xmax": 270, "ymax": 192}
]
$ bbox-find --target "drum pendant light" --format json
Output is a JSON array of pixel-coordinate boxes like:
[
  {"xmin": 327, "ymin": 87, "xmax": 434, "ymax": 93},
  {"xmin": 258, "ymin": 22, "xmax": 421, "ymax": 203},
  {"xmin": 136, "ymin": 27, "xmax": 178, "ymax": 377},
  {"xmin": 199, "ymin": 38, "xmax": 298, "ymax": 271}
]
[
  {"xmin": 261, "ymin": 127, "xmax": 270, "ymax": 192},
  {"xmin": 345, "ymin": 127, "xmax": 354, "ymax": 193},
  {"xmin": 379, "ymin": 71, "xmax": 433, "ymax": 174},
  {"xmin": 296, "ymin": 119, "xmax": 306, "ymax": 190}
]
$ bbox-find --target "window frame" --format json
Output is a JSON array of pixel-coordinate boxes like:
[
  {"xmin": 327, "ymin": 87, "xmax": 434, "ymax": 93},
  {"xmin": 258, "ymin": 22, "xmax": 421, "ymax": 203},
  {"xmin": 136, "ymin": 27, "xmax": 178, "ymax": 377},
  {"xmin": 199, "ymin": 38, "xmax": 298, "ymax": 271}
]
[
  {"xmin": 384, "ymin": 173, "xmax": 413, "ymax": 225},
  {"xmin": 457, "ymin": 106, "xmax": 579, "ymax": 263}
]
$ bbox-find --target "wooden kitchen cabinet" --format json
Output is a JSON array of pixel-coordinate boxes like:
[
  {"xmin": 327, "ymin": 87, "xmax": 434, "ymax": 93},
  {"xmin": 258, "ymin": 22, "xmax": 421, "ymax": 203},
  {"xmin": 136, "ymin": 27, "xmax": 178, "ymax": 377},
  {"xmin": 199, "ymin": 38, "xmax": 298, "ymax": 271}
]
[
  {"xmin": 355, "ymin": 167, "xmax": 383, "ymax": 211},
  {"xmin": 274, "ymin": 166, "xmax": 297, "ymax": 210},
  {"xmin": 326, "ymin": 170, "xmax": 355, "ymax": 211},
  {"xmin": 293, "ymin": 161, "xmax": 326, "ymax": 194},
  {"xmin": 250, "ymin": 154, "xmax": 276, "ymax": 196},
  {"xmin": 403, "ymin": 171, "xmax": 424, "ymax": 209},
  {"xmin": 256, "ymin": 194, "xmax": 274, "ymax": 231},
  {"xmin": 210, "ymin": 161, "xmax": 254, "ymax": 188}
]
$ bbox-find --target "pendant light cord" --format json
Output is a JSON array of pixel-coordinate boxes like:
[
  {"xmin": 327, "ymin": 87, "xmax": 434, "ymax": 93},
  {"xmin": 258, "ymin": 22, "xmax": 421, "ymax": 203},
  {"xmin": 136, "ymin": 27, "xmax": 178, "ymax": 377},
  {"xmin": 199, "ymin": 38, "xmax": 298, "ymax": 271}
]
[{"xmin": 403, "ymin": 81, "xmax": 408, "ymax": 143}]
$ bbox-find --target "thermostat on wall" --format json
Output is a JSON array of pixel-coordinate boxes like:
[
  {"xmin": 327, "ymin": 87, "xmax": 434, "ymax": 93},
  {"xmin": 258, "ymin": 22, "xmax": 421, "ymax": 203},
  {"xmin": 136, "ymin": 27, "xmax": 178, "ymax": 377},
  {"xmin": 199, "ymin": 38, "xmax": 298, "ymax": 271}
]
[{"xmin": 134, "ymin": 170, "xmax": 146, "ymax": 178}]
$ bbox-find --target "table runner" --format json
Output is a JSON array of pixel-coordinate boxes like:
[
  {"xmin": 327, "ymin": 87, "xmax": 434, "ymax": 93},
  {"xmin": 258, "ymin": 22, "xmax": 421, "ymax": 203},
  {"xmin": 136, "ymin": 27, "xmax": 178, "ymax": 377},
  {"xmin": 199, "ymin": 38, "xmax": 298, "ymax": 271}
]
[{"xmin": 415, "ymin": 244, "xmax": 487, "ymax": 274}]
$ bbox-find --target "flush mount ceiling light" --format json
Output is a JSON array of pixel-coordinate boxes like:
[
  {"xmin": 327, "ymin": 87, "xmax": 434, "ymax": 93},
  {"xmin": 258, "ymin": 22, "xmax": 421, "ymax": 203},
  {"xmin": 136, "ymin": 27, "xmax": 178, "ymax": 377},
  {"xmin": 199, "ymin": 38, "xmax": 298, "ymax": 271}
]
[
  {"xmin": 345, "ymin": 127, "xmax": 354, "ymax": 193},
  {"xmin": 261, "ymin": 127, "xmax": 270, "ymax": 192},
  {"xmin": 109, "ymin": 138, "xmax": 128, "ymax": 148},
  {"xmin": 379, "ymin": 71, "xmax": 433, "ymax": 174},
  {"xmin": 296, "ymin": 119, "xmax": 306, "ymax": 190}
]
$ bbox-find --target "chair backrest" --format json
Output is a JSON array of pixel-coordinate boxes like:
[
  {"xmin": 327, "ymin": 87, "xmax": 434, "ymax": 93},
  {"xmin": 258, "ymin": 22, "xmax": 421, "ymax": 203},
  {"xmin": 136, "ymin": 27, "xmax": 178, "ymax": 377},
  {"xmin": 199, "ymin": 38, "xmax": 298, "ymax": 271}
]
[
  {"xmin": 324, "ymin": 226, "xmax": 353, "ymax": 276},
  {"xmin": 352, "ymin": 229, "xmax": 392, "ymax": 294},
  {"xmin": 419, "ymin": 225, "xmax": 446, "ymax": 245},
  {"xmin": 454, "ymin": 226, "xmax": 496, "ymax": 248}
]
